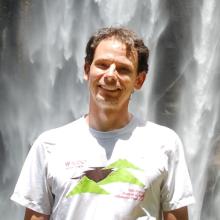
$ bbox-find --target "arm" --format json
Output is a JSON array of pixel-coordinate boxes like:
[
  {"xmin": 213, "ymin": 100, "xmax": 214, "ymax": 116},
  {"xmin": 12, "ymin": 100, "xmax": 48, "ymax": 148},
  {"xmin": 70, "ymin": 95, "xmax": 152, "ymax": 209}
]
[
  {"xmin": 24, "ymin": 208, "xmax": 50, "ymax": 220},
  {"xmin": 163, "ymin": 206, "xmax": 188, "ymax": 220}
]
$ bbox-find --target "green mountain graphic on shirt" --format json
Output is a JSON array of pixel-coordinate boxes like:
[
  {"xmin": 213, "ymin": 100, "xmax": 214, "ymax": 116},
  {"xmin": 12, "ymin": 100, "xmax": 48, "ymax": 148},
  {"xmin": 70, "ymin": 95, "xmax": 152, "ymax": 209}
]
[
  {"xmin": 105, "ymin": 159, "xmax": 142, "ymax": 170},
  {"xmin": 66, "ymin": 159, "xmax": 144, "ymax": 197},
  {"xmin": 66, "ymin": 176, "xmax": 109, "ymax": 197},
  {"xmin": 98, "ymin": 168, "xmax": 144, "ymax": 187}
]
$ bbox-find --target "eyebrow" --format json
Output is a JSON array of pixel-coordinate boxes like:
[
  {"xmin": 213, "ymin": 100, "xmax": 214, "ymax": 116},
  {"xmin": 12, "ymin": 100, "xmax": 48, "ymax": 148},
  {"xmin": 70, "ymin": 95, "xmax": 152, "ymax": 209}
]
[
  {"xmin": 94, "ymin": 58, "xmax": 133, "ymax": 67},
  {"xmin": 94, "ymin": 59, "xmax": 136, "ymax": 73}
]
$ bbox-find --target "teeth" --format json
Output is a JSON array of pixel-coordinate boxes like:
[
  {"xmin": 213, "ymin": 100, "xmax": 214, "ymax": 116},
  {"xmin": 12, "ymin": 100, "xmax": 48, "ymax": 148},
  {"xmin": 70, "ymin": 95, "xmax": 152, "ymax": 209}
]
[{"xmin": 100, "ymin": 85, "xmax": 120, "ymax": 91}]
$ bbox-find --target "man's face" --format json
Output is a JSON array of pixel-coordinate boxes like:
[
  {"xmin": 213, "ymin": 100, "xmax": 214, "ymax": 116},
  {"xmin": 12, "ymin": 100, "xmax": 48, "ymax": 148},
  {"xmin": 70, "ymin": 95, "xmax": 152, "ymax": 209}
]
[{"xmin": 84, "ymin": 38, "xmax": 145, "ymax": 111}]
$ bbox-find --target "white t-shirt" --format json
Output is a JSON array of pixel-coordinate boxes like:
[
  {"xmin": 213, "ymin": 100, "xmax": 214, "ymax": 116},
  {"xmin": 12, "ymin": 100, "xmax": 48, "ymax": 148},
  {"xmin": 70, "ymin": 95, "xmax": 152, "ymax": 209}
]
[{"xmin": 11, "ymin": 116, "xmax": 194, "ymax": 220}]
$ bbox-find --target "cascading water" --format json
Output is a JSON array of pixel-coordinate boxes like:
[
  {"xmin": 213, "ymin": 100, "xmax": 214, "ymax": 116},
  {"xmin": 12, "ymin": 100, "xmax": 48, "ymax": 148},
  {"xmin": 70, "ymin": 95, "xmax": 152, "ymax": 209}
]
[
  {"xmin": 0, "ymin": 0, "xmax": 219, "ymax": 219},
  {"xmin": 177, "ymin": 0, "xmax": 220, "ymax": 219}
]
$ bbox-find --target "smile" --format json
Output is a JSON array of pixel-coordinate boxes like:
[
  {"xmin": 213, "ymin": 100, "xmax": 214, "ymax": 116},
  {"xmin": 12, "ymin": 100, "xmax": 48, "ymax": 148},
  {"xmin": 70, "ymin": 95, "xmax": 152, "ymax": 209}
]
[{"xmin": 98, "ymin": 85, "xmax": 121, "ymax": 92}]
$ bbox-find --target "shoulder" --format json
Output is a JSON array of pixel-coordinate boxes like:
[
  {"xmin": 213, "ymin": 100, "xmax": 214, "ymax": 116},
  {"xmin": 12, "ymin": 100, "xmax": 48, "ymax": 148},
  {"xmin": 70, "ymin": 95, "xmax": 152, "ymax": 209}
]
[
  {"xmin": 32, "ymin": 117, "xmax": 86, "ymax": 153},
  {"xmin": 136, "ymin": 118, "xmax": 179, "ymax": 140},
  {"xmin": 135, "ymin": 118, "xmax": 183, "ymax": 153},
  {"xmin": 147, "ymin": 121, "xmax": 179, "ymax": 139}
]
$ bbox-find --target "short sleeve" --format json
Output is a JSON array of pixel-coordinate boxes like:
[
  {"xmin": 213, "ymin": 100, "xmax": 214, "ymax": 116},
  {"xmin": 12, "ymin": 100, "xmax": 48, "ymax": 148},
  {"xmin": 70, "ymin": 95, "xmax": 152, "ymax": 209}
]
[
  {"xmin": 160, "ymin": 131, "xmax": 195, "ymax": 211},
  {"xmin": 10, "ymin": 137, "xmax": 53, "ymax": 215}
]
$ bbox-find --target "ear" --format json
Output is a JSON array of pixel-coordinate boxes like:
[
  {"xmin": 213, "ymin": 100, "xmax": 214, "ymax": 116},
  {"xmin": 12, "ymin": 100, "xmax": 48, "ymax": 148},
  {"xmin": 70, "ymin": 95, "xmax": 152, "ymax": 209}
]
[
  {"xmin": 84, "ymin": 63, "xmax": 90, "ymax": 81},
  {"xmin": 134, "ymin": 71, "xmax": 147, "ymax": 90}
]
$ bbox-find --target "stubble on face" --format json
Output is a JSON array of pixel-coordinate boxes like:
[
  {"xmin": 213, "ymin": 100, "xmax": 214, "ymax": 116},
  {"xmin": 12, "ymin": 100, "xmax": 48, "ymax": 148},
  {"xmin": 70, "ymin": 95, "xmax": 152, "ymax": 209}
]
[{"xmin": 85, "ymin": 38, "xmax": 138, "ymax": 113}]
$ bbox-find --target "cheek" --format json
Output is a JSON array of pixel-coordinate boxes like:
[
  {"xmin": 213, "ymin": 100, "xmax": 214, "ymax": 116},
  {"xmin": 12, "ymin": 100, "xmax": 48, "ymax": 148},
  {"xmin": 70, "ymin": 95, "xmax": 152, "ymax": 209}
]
[
  {"xmin": 87, "ymin": 69, "xmax": 103, "ymax": 88},
  {"xmin": 120, "ymin": 75, "xmax": 135, "ymax": 86},
  {"xmin": 89, "ymin": 68, "xmax": 104, "ymax": 80}
]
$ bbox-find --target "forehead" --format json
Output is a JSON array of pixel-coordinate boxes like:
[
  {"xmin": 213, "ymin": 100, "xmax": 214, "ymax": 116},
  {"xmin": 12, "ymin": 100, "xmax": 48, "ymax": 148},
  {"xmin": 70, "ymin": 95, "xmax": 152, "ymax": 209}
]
[{"xmin": 94, "ymin": 38, "xmax": 137, "ymax": 64}]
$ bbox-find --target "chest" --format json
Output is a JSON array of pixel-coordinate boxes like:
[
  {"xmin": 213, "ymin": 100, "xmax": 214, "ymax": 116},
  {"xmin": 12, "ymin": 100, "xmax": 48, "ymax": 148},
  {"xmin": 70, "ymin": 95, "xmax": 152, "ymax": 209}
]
[{"xmin": 47, "ymin": 135, "xmax": 168, "ymax": 197}]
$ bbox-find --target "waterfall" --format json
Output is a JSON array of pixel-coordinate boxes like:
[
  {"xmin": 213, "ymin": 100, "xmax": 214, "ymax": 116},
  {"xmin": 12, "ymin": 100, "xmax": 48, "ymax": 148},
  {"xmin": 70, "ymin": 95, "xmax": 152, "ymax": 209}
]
[
  {"xmin": 177, "ymin": 0, "xmax": 220, "ymax": 219},
  {"xmin": 0, "ymin": 0, "xmax": 219, "ymax": 219}
]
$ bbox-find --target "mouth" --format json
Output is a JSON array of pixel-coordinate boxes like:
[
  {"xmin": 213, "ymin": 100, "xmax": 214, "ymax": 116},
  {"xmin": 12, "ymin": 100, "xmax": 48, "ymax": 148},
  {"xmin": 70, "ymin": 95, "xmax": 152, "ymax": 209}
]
[{"xmin": 98, "ymin": 85, "xmax": 121, "ymax": 92}]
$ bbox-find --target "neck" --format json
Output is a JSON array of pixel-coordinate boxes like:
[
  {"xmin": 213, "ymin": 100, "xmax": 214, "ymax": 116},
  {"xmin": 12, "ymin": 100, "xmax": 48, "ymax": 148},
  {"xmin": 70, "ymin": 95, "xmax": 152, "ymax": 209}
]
[{"xmin": 86, "ymin": 106, "xmax": 132, "ymax": 131}]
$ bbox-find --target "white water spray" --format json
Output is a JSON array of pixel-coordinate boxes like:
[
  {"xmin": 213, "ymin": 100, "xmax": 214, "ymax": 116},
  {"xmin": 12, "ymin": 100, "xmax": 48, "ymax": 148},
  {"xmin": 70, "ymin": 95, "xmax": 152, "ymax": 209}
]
[
  {"xmin": 178, "ymin": 0, "xmax": 220, "ymax": 219},
  {"xmin": 0, "ymin": 1, "xmax": 219, "ymax": 219}
]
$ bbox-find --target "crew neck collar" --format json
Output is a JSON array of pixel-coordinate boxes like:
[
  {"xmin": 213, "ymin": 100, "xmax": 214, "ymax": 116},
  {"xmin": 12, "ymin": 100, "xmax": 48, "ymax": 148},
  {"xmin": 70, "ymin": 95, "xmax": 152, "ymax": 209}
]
[{"xmin": 83, "ymin": 114, "xmax": 139, "ymax": 139}]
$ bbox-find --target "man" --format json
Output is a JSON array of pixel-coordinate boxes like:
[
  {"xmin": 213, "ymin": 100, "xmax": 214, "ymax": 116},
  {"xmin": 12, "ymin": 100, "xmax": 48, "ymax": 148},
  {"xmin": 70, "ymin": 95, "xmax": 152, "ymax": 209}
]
[{"xmin": 11, "ymin": 27, "xmax": 194, "ymax": 220}]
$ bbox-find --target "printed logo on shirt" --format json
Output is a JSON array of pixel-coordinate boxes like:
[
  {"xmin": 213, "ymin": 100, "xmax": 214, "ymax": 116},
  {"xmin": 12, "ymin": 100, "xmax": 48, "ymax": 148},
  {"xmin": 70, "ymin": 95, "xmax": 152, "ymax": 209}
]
[
  {"xmin": 64, "ymin": 160, "xmax": 87, "ymax": 169},
  {"xmin": 66, "ymin": 159, "xmax": 145, "ymax": 201}
]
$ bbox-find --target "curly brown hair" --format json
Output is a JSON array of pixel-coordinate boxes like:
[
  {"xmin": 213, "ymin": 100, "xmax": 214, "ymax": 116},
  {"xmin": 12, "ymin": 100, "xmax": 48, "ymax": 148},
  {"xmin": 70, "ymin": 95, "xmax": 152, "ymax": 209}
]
[{"xmin": 85, "ymin": 27, "xmax": 149, "ymax": 74}]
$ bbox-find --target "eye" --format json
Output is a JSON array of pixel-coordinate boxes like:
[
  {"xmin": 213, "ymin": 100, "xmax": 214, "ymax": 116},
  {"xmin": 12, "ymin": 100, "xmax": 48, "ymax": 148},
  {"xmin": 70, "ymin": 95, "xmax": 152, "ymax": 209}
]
[
  {"xmin": 118, "ymin": 67, "xmax": 131, "ymax": 74},
  {"xmin": 96, "ymin": 62, "xmax": 109, "ymax": 70}
]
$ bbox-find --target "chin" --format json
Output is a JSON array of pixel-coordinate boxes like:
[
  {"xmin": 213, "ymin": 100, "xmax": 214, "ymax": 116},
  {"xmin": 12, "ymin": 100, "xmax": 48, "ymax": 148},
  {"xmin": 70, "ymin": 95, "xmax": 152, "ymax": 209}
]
[
  {"xmin": 98, "ymin": 100, "xmax": 119, "ymax": 107},
  {"xmin": 95, "ymin": 98, "xmax": 118, "ymax": 108},
  {"xmin": 96, "ymin": 97, "xmax": 129, "ymax": 112}
]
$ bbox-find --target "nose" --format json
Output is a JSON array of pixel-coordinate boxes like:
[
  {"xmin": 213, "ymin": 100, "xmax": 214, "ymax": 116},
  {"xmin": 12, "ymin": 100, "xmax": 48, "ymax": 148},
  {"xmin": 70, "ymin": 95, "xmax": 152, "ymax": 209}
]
[{"xmin": 104, "ymin": 64, "xmax": 117, "ymax": 81}]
